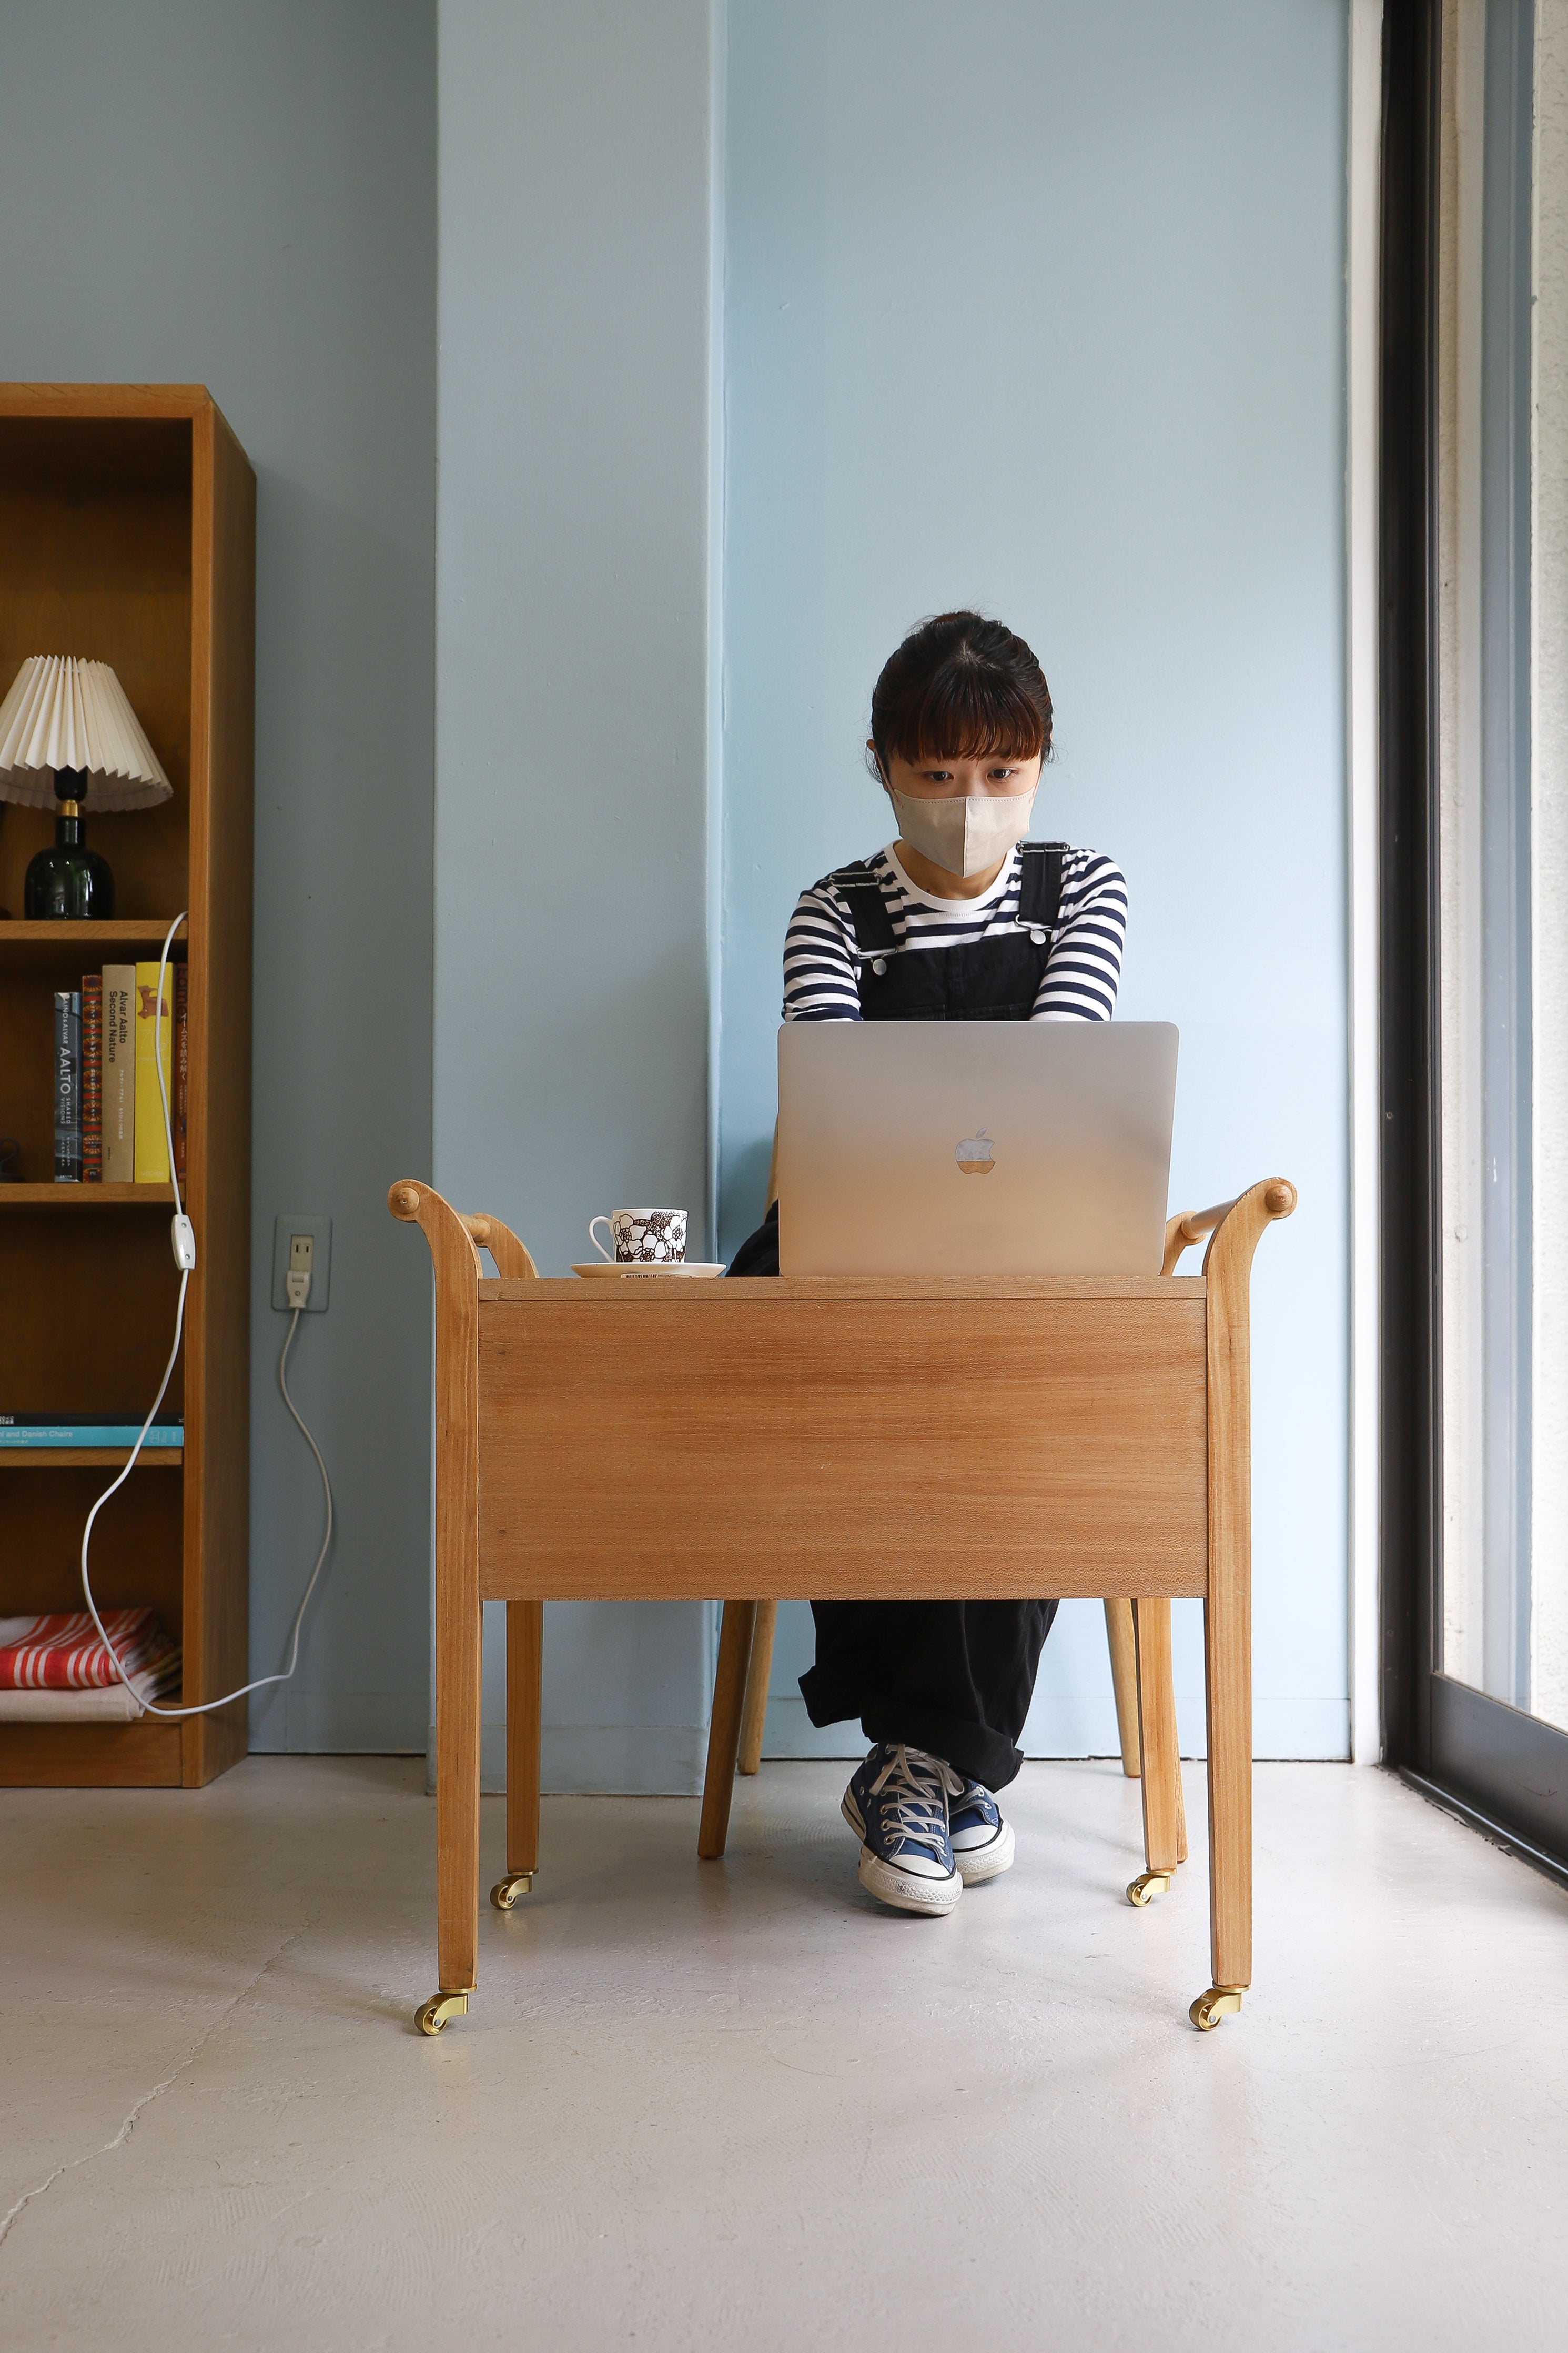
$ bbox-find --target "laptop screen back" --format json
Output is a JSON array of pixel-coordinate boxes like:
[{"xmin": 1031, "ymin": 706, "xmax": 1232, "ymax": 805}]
[{"xmin": 776, "ymin": 1021, "xmax": 1178, "ymax": 1277}]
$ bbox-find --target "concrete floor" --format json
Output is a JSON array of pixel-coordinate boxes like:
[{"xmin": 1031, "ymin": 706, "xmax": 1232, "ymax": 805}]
[{"xmin": 2, "ymin": 1757, "xmax": 1565, "ymax": 2352}]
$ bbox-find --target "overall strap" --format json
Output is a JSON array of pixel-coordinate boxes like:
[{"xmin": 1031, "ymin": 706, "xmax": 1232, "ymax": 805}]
[
  {"xmin": 1017, "ymin": 841, "xmax": 1068, "ymax": 935},
  {"xmin": 826, "ymin": 861, "xmax": 897, "ymax": 956}
]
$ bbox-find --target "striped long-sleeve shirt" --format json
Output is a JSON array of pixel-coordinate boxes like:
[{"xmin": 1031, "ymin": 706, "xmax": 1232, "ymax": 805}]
[{"xmin": 782, "ymin": 842, "xmax": 1127, "ymax": 1022}]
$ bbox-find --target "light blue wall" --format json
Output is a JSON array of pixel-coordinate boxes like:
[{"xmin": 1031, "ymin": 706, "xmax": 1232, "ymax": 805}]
[
  {"xmin": 720, "ymin": 0, "xmax": 1350, "ymax": 1758},
  {"xmin": 0, "ymin": 1, "xmax": 439, "ymax": 1755},
  {"xmin": 435, "ymin": 1, "xmax": 720, "ymax": 1791},
  {"xmin": 3, "ymin": 2, "xmax": 1349, "ymax": 1778}
]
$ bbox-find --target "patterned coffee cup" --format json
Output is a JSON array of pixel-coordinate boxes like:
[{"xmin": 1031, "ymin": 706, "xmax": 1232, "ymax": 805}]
[{"xmin": 589, "ymin": 1209, "xmax": 688, "ymax": 1265}]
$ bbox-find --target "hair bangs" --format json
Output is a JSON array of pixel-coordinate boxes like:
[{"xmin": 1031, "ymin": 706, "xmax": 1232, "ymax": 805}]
[
  {"xmin": 869, "ymin": 611, "xmax": 1054, "ymax": 778},
  {"xmin": 893, "ymin": 667, "xmax": 1046, "ymax": 768}
]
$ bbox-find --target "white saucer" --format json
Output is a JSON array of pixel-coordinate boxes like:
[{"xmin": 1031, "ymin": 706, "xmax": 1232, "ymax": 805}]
[{"xmin": 571, "ymin": 1261, "xmax": 727, "ymax": 1280}]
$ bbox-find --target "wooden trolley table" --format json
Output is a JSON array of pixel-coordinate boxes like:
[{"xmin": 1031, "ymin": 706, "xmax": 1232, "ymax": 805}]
[{"xmin": 390, "ymin": 1175, "xmax": 1294, "ymax": 2036}]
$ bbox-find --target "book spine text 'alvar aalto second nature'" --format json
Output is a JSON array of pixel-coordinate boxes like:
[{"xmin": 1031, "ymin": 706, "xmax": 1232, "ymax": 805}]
[{"xmin": 101, "ymin": 963, "xmax": 136, "ymax": 1184}]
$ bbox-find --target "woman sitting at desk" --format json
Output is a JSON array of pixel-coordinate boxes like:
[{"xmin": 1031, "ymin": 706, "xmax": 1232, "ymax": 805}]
[{"xmin": 727, "ymin": 610, "xmax": 1127, "ymax": 1917}]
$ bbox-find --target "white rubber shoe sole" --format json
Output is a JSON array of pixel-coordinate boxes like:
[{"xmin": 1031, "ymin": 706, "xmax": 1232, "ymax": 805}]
[
  {"xmin": 952, "ymin": 1817, "xmax": 1015, "ymax": 1884},
  {"xmin": 856, "ymin": 1843, "xmax": 964, "ymax": 1915},
  {"xmin": 842, "ymin": 1791, "xmax": 963, "ymax": 1916}
]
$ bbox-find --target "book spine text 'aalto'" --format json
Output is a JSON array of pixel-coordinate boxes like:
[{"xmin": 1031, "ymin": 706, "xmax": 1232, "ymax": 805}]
[{"xmin": 53, "ymin": 991, "xmax": 81, "ymax": 1182}]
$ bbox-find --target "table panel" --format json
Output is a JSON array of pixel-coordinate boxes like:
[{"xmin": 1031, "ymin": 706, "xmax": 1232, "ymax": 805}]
[{"xmin": 476, "ymin": 1287, "xmax": 1208, "ymax": 1600}]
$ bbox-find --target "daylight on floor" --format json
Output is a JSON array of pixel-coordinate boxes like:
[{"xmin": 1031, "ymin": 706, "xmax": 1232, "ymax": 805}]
[{"xmin": 2, "ymin": 5, "xmax": 1564, "ymax": 2350}]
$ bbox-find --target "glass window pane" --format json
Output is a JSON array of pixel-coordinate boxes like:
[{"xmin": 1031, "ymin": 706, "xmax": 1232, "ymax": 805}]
[
  {"xmin": 1438, "ymin": 0, "xmax": 1568, "ymax": 1730},
  {"xmin": 1532, "ymin": 0, "xmax": 1568, "ymax": 1725}
]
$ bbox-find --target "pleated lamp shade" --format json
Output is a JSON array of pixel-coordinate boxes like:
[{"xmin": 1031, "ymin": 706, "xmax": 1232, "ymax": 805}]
[{"xmin": 0, "ymin": 655, "xmax": 172, "ymax": 811}]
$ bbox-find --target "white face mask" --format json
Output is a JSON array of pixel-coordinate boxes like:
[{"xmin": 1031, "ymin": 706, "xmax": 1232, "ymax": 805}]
[{"xmin": 888, "ymin": 786, "xmax": 1037, "ymax": 880}]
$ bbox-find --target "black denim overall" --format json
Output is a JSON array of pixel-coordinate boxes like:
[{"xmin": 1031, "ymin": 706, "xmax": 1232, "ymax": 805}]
[{"xmin": 727, "ymin": 843, "xmax": 1067, "ymax": 1789}]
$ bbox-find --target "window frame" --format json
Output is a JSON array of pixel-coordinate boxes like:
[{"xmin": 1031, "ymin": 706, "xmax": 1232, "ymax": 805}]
[{"xmin": 1378, "ymin": 0, "xmax": 1568, "ymax": 1878}]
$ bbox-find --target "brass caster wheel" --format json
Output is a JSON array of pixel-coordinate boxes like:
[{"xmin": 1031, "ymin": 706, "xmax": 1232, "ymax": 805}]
[
  {"xmin": 1189, "ymin": 1985, "xmax": 1243, "ymax": 2031},
  {"xmin": 490, "ymin": 1872, "xmax": 535, "ymax": 1912},
  {"xmin": 415, "ymin": 1990, "xmax": 469, "ymax": 2037},
  {"xmin": 1127, "ymin": 1870, "xmax": 1175, "ymax": 1907}
]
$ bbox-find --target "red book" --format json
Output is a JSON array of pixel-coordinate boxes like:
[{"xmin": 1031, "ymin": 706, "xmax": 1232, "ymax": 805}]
[
  {"xmin": 80, "ymin": 974, "xmax": 103, "ymax": 1181},
  {"xmin": 173, "ymin": 961, "xmax": 189, "ymax": 1187}
]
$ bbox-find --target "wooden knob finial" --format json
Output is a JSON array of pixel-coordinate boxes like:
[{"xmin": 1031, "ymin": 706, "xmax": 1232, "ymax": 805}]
[
  {"xmin": 388, "ymin": 1181, "xmax": 422, "ymax": 1221},
  {"xmin": 1263, "ymin": 1179, "xmax": 1297, "ymax": 1220}
]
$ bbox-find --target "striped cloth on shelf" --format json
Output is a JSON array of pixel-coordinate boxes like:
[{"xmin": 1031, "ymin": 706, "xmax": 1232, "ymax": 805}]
[{"xmin": 0, "ymin": 1608, "xmax": 180, "ymax": 1692}]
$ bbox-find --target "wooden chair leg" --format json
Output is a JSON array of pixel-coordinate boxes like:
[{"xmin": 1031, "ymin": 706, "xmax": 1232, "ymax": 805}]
[
  {"xmin": 1103, "ymin": 1598, "xmax": 1141, "ymax": 1777},
  {"xmin": 698, "ymin": 1600, "xmax": 757, "ymax": 1859},
  {"xmin": 1175, "ymin": 1716, "xmax": 1189, "ymax": 1864},
  {"xmin": 1127, "ymin": 1598, "xmax": 1183, "ymax": 1906},
  {"xmin": 737, "ymin": 1598, "xmax": 776, "ymax": 1775},
  {"xmin": 492, "ymin": 1599, "xmax": 542, "ymax": 1910}
]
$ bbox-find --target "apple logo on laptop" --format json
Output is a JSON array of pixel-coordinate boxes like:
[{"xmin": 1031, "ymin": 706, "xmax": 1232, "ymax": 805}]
[{"xmin": 955, "ymin": 1129, "xmax": 996, "ymax": 1175}]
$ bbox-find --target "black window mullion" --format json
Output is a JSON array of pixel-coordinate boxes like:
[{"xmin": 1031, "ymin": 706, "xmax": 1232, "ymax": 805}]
[{"xmin": 1378, "ymin": 0, "xmax": 1443, "ymax": 1776}]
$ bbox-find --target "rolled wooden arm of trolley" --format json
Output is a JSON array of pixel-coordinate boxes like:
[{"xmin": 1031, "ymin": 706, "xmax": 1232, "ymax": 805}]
[
  {"xmin": 391, "ymin": 1171, "xmax": 1295, "ymax": 2039},
  {"xmin": 389, "ymin": 1182, "xmax": 538, "ymax": 1279},
  {"xmin": 1163, "ymin": 1183, "xmax": 1296, "ymax": 1276}
]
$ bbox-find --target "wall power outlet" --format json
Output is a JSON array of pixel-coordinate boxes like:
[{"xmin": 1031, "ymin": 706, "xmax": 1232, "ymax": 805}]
[{"xmin": 271, "ymin": 1214, "xmax": 332, "ymax": 1313}]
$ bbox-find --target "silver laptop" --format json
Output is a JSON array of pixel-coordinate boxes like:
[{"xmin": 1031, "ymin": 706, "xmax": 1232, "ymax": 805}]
[{"xmin": 776, "ymin": 1021, "xmax": 1179, "ymax": 1277}]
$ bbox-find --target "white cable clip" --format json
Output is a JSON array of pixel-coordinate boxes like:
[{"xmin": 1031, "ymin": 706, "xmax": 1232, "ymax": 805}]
[{"xmin": 170, "ymin": 1212, "xmax": 196, "ymax": 1272}]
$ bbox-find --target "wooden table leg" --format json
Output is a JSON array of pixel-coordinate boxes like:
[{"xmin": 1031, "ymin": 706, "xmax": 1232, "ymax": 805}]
[
  {"xmin": 391, "ymin": 1180, "xmax": 484, "ymax": 2038},
  {"xmin": 1127, "ymin": 1598, "xmax": 1182, "ymax": 1906},
  {"xmin": 698, "ymin": 1600, "xmax": 758, "ymax": 1859},
  {"xmin": 1103, "ymin": 1598, "xmax": 1141, "ymax": 1778},
  {"xmin": 1199, "ymin": 1575, "xmax": 1252, "ymax": 2023},
  {"xmin": 738, "ymin": 1598, "xmax": 776, "ymax": 1776},
  {"xmin": 493, "ymin": 1598, "xmax": 542, "ymax": 1910},
  {"xmin": 431, "ymin": 1578, "xmax": 483, "ymax": 2027},
  {"xmin": 1187, "ymin": 1179, "xmax": 1292, "ymax": 2029}
]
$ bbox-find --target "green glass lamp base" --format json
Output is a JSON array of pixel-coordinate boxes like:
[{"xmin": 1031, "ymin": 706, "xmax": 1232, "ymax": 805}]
[{"xmin": 24, "ymin": 840, "xmax": 116, "ymax": 920}]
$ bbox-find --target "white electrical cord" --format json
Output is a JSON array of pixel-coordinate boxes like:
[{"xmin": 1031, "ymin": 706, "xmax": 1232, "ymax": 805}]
[{"xmin": 77, "ymin": 909, "xmax": 335, "ymax": 1717}]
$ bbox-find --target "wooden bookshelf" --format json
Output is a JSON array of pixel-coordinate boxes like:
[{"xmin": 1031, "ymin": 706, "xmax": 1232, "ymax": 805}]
[
  {"xmin": 0, "ymin": 917, "xmax": 198, "ymax": 964},
  {"xmin": 0, "ymin": 386, "xmax": 255, "ymax": 1788},
  {"xmin": 0, "ymin": 1183, "xmax": 178, "ymax": 1206},
  {"xmin": 1, "ymin": 1449, "xmax": 184, "ymax": 1467}
]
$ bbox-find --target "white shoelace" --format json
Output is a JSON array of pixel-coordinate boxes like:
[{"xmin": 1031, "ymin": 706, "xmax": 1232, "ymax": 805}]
[{"xmin": 869, "ymin": 1743, "xmax": 964, "ymax": 1859}]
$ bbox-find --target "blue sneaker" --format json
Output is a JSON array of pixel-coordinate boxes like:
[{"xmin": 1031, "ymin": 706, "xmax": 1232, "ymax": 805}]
[
  {"xmin": 841, "ymin": 1743, "xmax": 963, "ymax": 1915},
  {"xmin": 947, "ymin": 1775, "xmax": 1015, "ymax": 1884}
]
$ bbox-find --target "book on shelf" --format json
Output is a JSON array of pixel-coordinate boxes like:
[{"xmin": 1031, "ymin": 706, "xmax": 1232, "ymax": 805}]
[
  {"xmin": 102, "ymin": 962, "xmax": 136, "ymax": 1182},
  {"xmin": 133, "ymin": 960, "xmax": 173, "ymax": 1184},
  {"xmin": 53, "ymin": 989, "xmax": 80, "ymax": 1181},
  {"xmin": 33, "ymin": 961, "xmax": 188, "ymax": 1186},
  {"xmin": 0, "ymin": 1414, "xmax": 183, "ymax": 1449},
  {"xmin": 81, "ymin": 973, "xmax": 103, "ymax": 1181}
]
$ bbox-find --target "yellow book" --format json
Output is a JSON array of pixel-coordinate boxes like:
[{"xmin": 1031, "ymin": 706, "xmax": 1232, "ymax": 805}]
[
  {"xmin": 133, "ymin": 962, "xmax": 174, "ymax": 1184},
  {"xmin": 102, "ymin": 964, "xmax": 136, "ymax": 1183}
]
